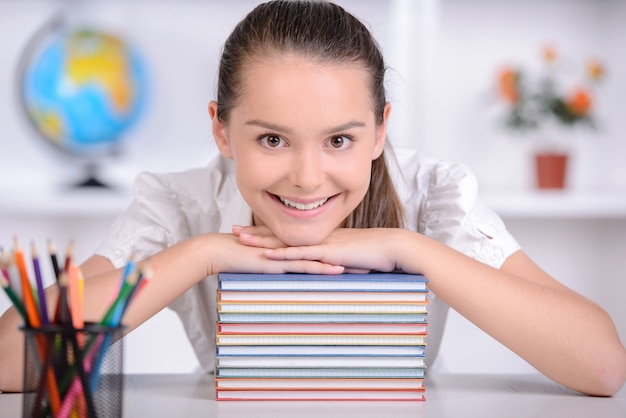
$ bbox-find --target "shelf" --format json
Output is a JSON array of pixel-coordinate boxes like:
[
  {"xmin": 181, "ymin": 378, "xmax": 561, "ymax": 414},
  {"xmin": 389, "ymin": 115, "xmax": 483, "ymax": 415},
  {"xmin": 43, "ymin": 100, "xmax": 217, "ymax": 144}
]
[
  {"xmin": 480, "ymin": 189, "xmax": 626, "ymax": 219},
  {"xmin": 0, "ymin": 184, "xmax": 133, "ymax": 218}
]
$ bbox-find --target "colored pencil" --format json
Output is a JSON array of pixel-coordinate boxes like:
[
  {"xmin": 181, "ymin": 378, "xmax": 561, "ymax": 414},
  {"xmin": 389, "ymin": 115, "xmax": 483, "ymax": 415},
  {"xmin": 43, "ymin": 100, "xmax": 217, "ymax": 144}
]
[
  {"xmin": 65, "ymin": 333, "xmax": 97, "ymax": 418},
  {"xmin": 5, "ymin": 257, "xmax": 22, "ymax": 302},
  {"xmin": 116, "ymin": 251, "xmax": 136, "ymax": 294},
  {"xmin": 102, "ymin": 268, "xmax": 140, "ymax": 327},
  {"xmin": 118, "ymin": 265, "xmax": 148, "ymax": 319},
  {"xmin": 67, "ymin": 263, "xmax": 85, "ymax": 352},
  {"xmin": 0, "ymin": 247, "xmax": 10, "ymax": 286},
  {"xmin": 1, "ymin": 237, "xmax": 152, "ymax": 418},
  {"xmin": 47, "ymin": 240, "xmax": 61, "ymax": 282},
  {"xmin": 76, "ymin": 267, "xmax": 85, "ymax": 328},
  {"xmin": 0, "ymin": 274, "xmax": 28, "ymax": 323},
  {"xmin": 88, "ymin": 263, "xmax": 147, "ymax": 392},
  {"xmin": 54, "ymin": 271, "xmax": 71, "ymax": 325},
  {"xmin": 13, "ymin": 240, "xmax": 40, "ymax": 328},
  {"xmin": 31, "ymin": 242, "xmax": 50, "ymax": 326},
  {"xmin": 3, "ymin": 239, "xmax": 149, "ymax": 404},
  {"xmin": 63, "ymin": 241, "xmax": 74, "ymax": 273}
]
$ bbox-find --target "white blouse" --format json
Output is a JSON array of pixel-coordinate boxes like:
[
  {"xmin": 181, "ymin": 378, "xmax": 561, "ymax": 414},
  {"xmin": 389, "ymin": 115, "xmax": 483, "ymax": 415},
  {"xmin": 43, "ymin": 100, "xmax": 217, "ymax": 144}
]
[{"xmin": 95, "ymin": 148, "xmax": 520, "ymax": 372}]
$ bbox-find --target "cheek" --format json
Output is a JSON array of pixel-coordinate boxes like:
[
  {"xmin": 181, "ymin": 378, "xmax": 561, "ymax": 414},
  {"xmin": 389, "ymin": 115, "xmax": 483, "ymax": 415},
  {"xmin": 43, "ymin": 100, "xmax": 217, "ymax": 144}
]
[
  {"xmin": 337, "ymin": 156, "xmax": 373, "ymax": 192},
  {"xmin": 236, "ymin": 165, "xmax": 266, "ymax": 196},
  {"xmin": 234, "ymin": 154, "xmax": 283, "ymax": 200}
]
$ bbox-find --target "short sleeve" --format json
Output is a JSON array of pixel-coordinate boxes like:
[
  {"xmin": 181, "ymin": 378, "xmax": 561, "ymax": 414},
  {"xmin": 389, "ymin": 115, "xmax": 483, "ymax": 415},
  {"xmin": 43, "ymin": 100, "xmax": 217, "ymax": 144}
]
[
  {"xmin": 419, "ymin": 161, "xmax": 520, "ymax": 269},
  {"xmin": 93, "ymin": 161, "xmax": 249, "ymax": 375},
  {"xmin": 95, "ymin": 171, "xmax": 188, "ymax": 268}
]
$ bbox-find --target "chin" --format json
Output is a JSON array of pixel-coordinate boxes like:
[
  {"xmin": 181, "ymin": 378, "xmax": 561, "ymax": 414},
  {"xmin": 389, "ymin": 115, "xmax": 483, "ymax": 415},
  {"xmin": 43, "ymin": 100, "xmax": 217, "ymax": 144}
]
[{"xmin": 276, "ymin": 228, "xmax": 332, "ymax": 247}]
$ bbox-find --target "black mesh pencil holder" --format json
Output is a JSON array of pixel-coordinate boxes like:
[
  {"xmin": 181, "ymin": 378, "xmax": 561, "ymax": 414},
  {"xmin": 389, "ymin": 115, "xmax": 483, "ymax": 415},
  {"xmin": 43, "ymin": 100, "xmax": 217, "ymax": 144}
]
[{"xmin": 21, "ymin": 323, "xmax": 124, "ymax": 418}]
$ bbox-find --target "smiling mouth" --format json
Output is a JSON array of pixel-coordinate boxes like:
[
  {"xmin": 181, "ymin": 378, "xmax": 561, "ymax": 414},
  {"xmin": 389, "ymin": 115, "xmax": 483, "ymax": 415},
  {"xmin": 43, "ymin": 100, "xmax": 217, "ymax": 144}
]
[{"xmin": 277, "ymin": 195, "xmax": 330, "ymax": 211}]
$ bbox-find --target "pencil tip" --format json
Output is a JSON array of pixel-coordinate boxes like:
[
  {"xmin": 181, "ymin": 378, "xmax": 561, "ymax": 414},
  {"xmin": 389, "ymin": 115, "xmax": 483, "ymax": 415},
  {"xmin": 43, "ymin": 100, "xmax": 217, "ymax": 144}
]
[{"xmin": 58, "ymin": 271, "xmax": 69, "ymax": 286}]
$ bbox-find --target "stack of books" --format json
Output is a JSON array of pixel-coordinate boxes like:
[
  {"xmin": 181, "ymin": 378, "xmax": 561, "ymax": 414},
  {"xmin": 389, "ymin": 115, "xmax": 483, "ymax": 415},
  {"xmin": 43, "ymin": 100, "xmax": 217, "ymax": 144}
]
[{"xmin": 214, "ymin": 272, "xmax": 429, "ymax": 401}]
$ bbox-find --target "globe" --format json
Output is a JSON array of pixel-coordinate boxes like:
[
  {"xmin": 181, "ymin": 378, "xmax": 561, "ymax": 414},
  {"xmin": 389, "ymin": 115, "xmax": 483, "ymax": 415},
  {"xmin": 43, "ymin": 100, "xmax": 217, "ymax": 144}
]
[{"xmin": 19, "ymin": 24, "xmax": 148, "ymax": 186}]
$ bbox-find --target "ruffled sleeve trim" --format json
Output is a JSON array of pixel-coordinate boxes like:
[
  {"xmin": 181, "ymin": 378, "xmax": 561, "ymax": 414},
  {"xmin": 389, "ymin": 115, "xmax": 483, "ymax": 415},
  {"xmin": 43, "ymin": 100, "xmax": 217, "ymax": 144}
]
[
  {"xmin": 419, "ymin": 160, "xmax": 520, "ymax": 269},
  {"xmin": 94, "ymin": 170, "xmax": 184, "ymax": 268}
]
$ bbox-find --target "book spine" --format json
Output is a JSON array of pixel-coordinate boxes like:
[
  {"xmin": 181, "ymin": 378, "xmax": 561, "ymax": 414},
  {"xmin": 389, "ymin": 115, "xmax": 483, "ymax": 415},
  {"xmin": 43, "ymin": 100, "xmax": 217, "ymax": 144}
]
[
  {"xmin": 215, "ymin": 273, "xmax": 430, "ymax": 400},
  {"xmin": 216, "ymin": 334, "xmax": 427, "ymax": 346},
  {"xmin": 217, "ymin": 302, "xmax": 428, "ymax": 314}
]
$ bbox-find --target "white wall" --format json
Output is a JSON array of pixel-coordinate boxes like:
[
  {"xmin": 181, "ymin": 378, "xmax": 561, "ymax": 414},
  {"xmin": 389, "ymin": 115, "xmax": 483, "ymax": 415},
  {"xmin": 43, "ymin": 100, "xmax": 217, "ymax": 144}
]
[
  {"xmin": 1, "ymin": 0, "xmax": 625, "ymax": 375},
  {"xmin": 423, "ymin": 0, "xmax": 626, "ymax": 191}
]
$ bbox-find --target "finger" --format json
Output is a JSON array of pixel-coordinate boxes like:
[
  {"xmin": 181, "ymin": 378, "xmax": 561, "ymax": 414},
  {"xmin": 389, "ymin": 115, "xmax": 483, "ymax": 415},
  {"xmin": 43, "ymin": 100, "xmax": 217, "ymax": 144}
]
[
  {"xmin": 238, "ymin": 232, "xmax": 285, "ymax": 249},
  {"xmin": 231, "ymin": 225, "xmax": 244, "ymax": 236},
  {"xmin": 265, "ymin": 248, "xmax": 390, "ymax": 273},
  {"xmin": 274, "ymin": 260, "xmax": 345, "ymax": 275},
  {"xmin": 232, "ymin": 225, "xmax": 275, "ymax": 237},
  {"xmin": 263, "ymin": 247, "xmax": 325, "ymax": 261}
]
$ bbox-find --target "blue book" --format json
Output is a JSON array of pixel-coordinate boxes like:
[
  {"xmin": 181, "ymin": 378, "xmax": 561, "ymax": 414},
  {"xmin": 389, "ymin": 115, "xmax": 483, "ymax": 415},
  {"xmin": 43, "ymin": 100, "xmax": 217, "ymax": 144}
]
[{"xmin": 218, "ymin": 273, "xmax": 428, "ymax": 292}]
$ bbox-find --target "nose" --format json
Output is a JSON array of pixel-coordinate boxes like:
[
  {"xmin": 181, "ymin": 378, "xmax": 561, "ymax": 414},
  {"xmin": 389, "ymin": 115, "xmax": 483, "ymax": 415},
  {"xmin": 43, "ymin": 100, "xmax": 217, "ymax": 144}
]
[{"xmin": 290, "ymin": 148, "xmax": 324, "ymax": 192}]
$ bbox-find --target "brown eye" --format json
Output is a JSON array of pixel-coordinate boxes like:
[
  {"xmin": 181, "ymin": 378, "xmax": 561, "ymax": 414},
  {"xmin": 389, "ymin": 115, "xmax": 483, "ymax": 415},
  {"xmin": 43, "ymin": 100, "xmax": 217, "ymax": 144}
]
[
  {"xmin": 266, "ymin": 136, "xmax": 281, "ymax": 147},
  {"xmin": 330, "ymin": 136, "xmax": 344, "ymax": 148},
  {"xmin": 259, "ymin": 135, "xmax": 286, "ymax": 149},
  {"xmin": 327, "ymin": 135, "xmax": 353, "ymax": 150}
]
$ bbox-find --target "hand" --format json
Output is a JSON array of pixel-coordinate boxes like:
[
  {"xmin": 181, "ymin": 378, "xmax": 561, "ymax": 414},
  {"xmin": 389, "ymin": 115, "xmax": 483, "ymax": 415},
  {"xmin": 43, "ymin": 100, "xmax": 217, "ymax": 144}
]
[
  {"xmin": 231, "ymin": 225, "xmax": 287, "ymax": 249},
  {"xmin": 208, "ymin": 228, "xmax": 345, "ymax": 275},
  {"xmin": 260, "ymin": 228, "xmax": 413, "ymax": 274}
]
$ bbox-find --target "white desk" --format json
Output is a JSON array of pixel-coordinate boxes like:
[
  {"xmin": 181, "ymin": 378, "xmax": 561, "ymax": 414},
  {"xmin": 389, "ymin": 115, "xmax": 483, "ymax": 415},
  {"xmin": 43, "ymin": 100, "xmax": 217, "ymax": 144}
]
[{"xmin": 1, "ymin": 373, "xmax": 625, "ymax": 417}]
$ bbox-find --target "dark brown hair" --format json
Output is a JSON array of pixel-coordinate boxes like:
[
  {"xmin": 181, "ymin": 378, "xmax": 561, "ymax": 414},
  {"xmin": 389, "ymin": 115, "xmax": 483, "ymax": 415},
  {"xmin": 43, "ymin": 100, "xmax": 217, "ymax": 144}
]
[{"xmin": 216, "ymin": 0, "xmax": 404, "ymax": 228}]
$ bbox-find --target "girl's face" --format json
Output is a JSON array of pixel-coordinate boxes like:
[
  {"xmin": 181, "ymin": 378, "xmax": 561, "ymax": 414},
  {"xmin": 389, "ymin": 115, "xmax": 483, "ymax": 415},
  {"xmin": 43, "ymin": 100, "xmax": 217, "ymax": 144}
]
[{"xmin": 210, "ymin": 56, "xmax": 390, "ymax": 246}]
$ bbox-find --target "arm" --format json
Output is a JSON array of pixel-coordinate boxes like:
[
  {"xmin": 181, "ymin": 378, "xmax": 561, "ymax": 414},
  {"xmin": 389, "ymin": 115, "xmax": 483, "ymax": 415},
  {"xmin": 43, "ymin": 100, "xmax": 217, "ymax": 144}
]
[
  {"xmin": 426, "ymin": 241, "xmax": 626, "ymax": 397},
  {"xmin": 0, "ymin": 232, "xmax": 343, "ymax": 392},
  {"xmin": 259, "ymin": 227, "xmax": 626, "ymax": 396}
]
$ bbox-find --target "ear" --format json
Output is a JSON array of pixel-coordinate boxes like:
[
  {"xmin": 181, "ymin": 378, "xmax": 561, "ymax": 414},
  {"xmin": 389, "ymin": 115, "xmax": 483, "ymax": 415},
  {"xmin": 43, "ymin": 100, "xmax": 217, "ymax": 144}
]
[
  {"xmin": 209, "ymin": 101, "xmax": 233, "ymax": 159},
  {"xmin": 372, "ymin": 102, "xmax": 391, "ymax": 160}
]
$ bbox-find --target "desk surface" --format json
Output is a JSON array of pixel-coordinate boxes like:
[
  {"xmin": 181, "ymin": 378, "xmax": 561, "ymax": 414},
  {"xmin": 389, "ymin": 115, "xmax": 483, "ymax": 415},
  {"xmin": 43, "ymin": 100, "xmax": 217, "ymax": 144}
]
[{"xmin": 1, "ymin": 373, "xmax": 625, "ymax": 417}]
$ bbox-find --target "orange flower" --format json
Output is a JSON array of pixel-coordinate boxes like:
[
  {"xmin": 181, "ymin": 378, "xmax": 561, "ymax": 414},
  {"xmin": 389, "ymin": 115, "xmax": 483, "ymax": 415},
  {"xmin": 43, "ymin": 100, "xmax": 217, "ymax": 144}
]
[
  {"xmin": 498, "ymin": 67, "xmax": 519, "ymax": 103},
  {"xmin": 541, "ymin": 44, "xmax": 557, "ymax": 63},
  {"xmin": 566, "ymin": 87, "xmax": 592, "ymax": 116},
  {"xmin": 495, "ymin": 43, "xmax": 605, "ymax": 131},
  {"xmin": 586, "ymin": 59, "xmax": 604, "ymax": 81}
]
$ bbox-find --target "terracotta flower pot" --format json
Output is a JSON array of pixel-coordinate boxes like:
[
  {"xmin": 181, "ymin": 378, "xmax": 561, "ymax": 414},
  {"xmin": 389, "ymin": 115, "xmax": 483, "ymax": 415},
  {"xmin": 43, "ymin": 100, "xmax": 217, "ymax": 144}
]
[{"xmin": 534, "ymin": 152, "xmax": 568, "ymax": 189}]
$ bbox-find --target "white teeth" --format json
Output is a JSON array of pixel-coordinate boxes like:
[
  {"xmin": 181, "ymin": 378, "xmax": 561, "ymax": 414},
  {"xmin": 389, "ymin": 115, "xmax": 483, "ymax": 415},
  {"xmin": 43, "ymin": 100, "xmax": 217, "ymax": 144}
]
[{"xmin": 279, "ymin": 196, "xmax": 329, "ymax": 210}]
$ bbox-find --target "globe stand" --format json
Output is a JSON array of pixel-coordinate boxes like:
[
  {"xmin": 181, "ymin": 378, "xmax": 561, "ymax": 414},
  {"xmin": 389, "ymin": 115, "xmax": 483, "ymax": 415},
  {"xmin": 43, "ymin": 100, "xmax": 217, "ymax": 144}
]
[{"xmin": 72, "ymin": 162, "xmax": 111, "ymax": 189}]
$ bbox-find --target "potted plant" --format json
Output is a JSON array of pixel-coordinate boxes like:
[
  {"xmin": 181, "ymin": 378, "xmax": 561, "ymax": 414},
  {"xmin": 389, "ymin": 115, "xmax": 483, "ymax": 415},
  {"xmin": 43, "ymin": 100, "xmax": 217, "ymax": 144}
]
[{"xmin": 495, "ymin": 45, "xmax": 604, "ymax": 189}]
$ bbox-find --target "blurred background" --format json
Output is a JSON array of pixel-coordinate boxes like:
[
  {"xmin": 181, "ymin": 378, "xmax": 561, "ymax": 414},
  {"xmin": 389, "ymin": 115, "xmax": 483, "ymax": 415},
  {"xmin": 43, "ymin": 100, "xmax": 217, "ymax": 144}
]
[{"xmin": 1, "ymin": 0, "xmax": 625, "ymax": 375}]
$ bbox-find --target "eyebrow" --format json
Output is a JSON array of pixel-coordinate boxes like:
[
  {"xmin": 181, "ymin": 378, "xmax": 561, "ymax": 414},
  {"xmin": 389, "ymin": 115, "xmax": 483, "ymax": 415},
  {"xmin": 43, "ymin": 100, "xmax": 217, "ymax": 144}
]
[{"xmin": 246, "ymin": 119, "xmax": 367, "ymax": 135}]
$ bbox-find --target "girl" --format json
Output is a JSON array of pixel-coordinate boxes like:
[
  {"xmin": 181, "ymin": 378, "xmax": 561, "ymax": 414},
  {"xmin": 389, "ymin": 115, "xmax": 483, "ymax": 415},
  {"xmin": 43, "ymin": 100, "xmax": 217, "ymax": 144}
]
[{"xmin": 1, "ymin": 0, "xmax": 625, "ymax": 395}]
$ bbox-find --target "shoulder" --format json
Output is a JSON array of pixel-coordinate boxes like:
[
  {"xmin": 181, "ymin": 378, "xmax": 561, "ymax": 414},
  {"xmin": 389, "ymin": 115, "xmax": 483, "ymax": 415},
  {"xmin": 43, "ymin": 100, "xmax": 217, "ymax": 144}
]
[
  {"xmin": 389, "ymin": 147, "xmax": 477, "ymax": 210},
  {"xmin": 96, "ymin": 155, "xmax": 240, "ymax": 265},
  {"xmin": 129, "ymin": 154, "xmax": 242, "ymax": 230},
  {"xmin": 133, "ymin": 155, "xmax": 237, "ymax": 204}
]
